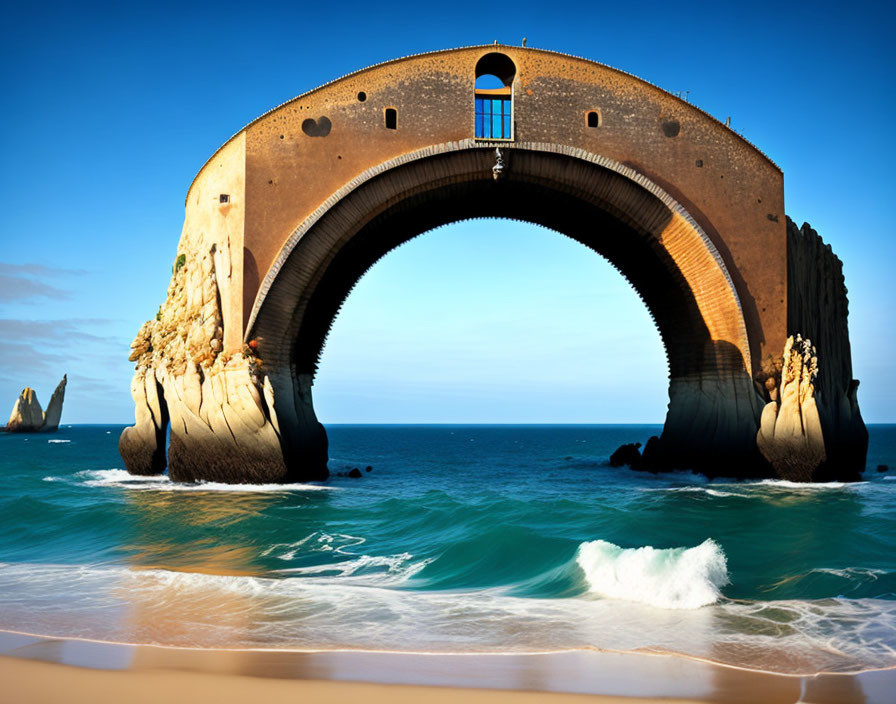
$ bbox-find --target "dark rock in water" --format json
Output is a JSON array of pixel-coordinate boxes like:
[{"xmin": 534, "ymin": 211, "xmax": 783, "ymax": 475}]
[
  {"xmin": 609, "ymin": 442, "xmax": 642, "ymax": 468},
  {"xmin": 878, "ymin": 464, "xmax": 889, "ymax": 473},
  {"xmin": 609, "ymin": 438, "xmax": 665, "ymax": 474},
  {"xmin": 348, "ymin": 468, "xmax": 362, "ymax": 478},
  {"xmin": 631, "ymin": 436, "xmax": 663, "ymax": 474},
  {"xmin": 642, "ymin": 436, "xmax": 660, "ymax": 463},
  {"xmin": 563, "ymin": 456, "xmax": 573, "ymax": 461},
  {"xmin": 365, "ymin": 466, "xmax": 372, "ymax": 472},
  {"xmin": 780, "ymin": 220, "xmax": 868, "ymax": 482}
]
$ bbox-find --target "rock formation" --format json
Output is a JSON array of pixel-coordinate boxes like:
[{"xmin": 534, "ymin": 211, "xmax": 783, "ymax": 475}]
[
  {"xmin": 757, "ymin": 335, "xmax": 827, "ymax": 481},
  {"xmin": 42, "ymin": 375, "xmax": 67, "ymax": 431},
  {"xmin": 119, "ymin": 228, "xmax": 326, "ymax": 483},
  {"xmin": 5, "ymin": 375, "xmax": 67, "ymax": 433},
  {"xmin": 645, "ymin": 369, "xmax": 769, "ymax": 478},
  {"xmin": 120, "ymin": 205, "xmax": 863, "ymax": 485},
  {"xmin": 617, "ymin": 220, "xmax": 867, "ymax": 482},
  {"xmin": 773, "ymin": 219, "xmax": 867, "ymax": 481},
  {"xmin": 609, "ymin": 443, "xmax": 643, "ymax": 468},
  {"xmin": 752, "ymin": 219, "xmax": 868, "ymax": 482},
  {"xmin": 6, "ymin": 388, "xmax": 45, "ymax": 432}
]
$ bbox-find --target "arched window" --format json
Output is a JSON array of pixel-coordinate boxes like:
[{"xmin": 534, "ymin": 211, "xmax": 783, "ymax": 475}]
[{"xmin": 475, "ymin": 53, "xmax": 516, "ymax": 140}]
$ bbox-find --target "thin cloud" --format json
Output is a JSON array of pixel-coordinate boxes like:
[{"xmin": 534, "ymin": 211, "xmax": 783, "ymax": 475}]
[
  {"xmin": 0, "ymin": 318, "xmax": 132, "ymax": 415},
  {"xmin": 0, "ymin": 319, "xmax": 129, "ymax": 383},
  {"xmin": 0, "ymin": 363, "xmax": 127, "ymax": 412},
  {"xmin": 0, "ymin": 318, "xmax": 113, "ymax": 343},
  {"xmin": 0, "ymin": 274, "xmax": 71, "ymax": 302},
  {"xmin": 0, "ymin": 342, "xmax": 69, "ymax": 377},
  {"xmin": 0, "ymin": 262, "xmax": 88, "ymax": 303},
  {"xmin": 0, "ymin": 263, "xmax": 88, "ymax": 276}
]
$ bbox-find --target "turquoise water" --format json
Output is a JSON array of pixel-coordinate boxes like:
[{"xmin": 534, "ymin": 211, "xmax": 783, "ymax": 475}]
[{"xmin": 1, "ymin": 424, "xmax": 895, "ymax": 674}]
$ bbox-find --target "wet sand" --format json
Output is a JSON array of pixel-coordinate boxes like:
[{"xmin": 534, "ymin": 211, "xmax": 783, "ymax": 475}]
[{"xmin": 1, "ymin": 630, "xmax": 894, "ymax": 704}]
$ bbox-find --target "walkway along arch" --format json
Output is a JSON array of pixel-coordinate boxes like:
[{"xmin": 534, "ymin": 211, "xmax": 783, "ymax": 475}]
[{"xmin": 120, "ymin": 45, "xmax": 867, "ymax": 483}]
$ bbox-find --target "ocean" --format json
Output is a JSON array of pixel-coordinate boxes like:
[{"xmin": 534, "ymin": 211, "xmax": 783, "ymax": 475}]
[{"xmin": 1, "ymin": 424, "xmax": 895, "ymax": 676}]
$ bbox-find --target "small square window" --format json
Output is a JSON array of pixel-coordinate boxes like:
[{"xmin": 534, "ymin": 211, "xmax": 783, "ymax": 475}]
[{"xmin": 219, "ymin": 194, "xmax": 230, "ymax": 204}]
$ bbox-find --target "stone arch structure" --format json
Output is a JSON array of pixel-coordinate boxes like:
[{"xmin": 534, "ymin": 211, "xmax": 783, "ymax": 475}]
[{"xmin": 120, "ymin": 45, "xmax": 866, "ymax": 483}]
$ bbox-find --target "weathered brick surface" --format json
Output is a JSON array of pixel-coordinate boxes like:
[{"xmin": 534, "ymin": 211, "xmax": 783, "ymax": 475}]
[{"xmin": 183, "ymin": 45, "xmax": 785, "ymax": 368}]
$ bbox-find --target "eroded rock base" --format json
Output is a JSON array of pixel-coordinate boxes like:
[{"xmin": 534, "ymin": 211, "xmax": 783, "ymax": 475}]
[
  {"xmin": 611, "ymin": 334, "xmax": 867, "ymax": 482},
  {"xmin": 757, "ymin": 335, "xmax": 826, "ymax": 481},
  {"xmin": 119, "ymin": 367, "xmax": 169, "ymax": 476},
  {"xmin": 641, "ymin": 371, "xmax": 769, "ymax": 478},
  {"xmin": 778, "ymin": 219, "xmax": 868, "ymax": 480},
  {"xmin": 119, "ymin": 229, "xmax": 328, "ymax": 484},
  {"xmin": 756, "ymin": 334, "xmax": 865, "ymax": 482},
  {"xmin": 120, "ymin": 356, "xmax": 329, "ymax": 484}
]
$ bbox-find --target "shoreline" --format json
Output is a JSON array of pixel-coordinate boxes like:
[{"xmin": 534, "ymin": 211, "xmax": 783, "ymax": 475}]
[
  {"xmin": 2, "ymin": 630, "xmax": 894, "ymax": 703},
  {"xmin": 4, "ymin": 626, "xmax": 896, "ymax": 678}
]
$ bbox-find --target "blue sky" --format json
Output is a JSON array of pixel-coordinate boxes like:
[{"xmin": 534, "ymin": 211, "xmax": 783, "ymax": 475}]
[{"xmin": 1, "ymin": 1, "xmax": 893, "ymax": 423}]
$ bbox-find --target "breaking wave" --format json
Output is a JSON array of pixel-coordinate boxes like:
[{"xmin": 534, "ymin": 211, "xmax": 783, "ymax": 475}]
[{"xmin": 575, "ymin": 539, "xmax": 729, "ymax": 609}]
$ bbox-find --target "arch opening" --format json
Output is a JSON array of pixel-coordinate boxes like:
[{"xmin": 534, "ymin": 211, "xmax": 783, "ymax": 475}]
[
  {"xmin": 254, "ymin": 149, "xmax": 748, "ymax": 381},
  {"xmin": 474, "ymin": 74, "xmax": 505, "ymax": 90},
  {"xmin": 474, "ymin": 52, "xmax": 516, "ymax": 87},
  {"xmin": 249, "ymin": 145, "xmax": 761, "ymax": 478},
  {"xmin": 312, "ymin": 219, "xmax": 669, "ymax": 424}
]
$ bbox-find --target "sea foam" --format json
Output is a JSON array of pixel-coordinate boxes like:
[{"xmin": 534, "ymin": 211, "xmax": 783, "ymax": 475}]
[
  {"xmin": 43, "ymin": 469, "xmax": 337, "ymax": 492},
  {"xmin": 3, "ymin": 559, "xmax": 893, "ymax": 673},
  {"xmin": 575, "ymin": 539, "xmax": 729, "ymax": 609}
]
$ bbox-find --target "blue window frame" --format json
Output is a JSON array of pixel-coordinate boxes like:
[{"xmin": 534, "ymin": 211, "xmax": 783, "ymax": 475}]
[{"xmin": 475, "ymin": 94, "xmax": 512, "ymax": 139}]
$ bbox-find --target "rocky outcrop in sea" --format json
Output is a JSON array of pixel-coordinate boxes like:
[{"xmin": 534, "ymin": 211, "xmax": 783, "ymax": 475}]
[{"xmin": 4, "ymin": 375, "xmax": 67, "ymax": 432}]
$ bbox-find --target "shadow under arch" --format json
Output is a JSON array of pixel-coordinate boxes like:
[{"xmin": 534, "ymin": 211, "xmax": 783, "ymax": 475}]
[{"xmin": 250, "ymin": 144, "xmax": 766, "ymax": 480}]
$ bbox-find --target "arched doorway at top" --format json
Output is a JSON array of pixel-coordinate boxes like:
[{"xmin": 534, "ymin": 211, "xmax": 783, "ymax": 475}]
[{"xmin": 475, "ymin": 52, "xmax": 516, "ymax": 140}]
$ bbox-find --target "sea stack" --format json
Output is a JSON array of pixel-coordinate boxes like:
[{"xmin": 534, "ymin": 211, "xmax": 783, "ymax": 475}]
[
  {"xmin": 42, "ymin": 375, "xmax": 67, "ymax": 432},
  {"xmin": 4, "ymin": 375, "xmax": 67, "ymax": 433},
  {"xmin": 6, "ymin": 388, "xmax": 45, "ymax": 432}
]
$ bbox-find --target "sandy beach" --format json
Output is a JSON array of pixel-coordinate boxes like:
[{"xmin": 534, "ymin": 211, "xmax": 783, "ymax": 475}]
[{"xmin": 2, "ymin": 630, "xmax": 895, "ymax": 704}]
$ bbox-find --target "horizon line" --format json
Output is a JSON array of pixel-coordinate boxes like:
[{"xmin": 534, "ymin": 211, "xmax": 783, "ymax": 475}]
[{"xmin": 14, "ymin": 421, "xmax": 896, "ymax": 427}]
